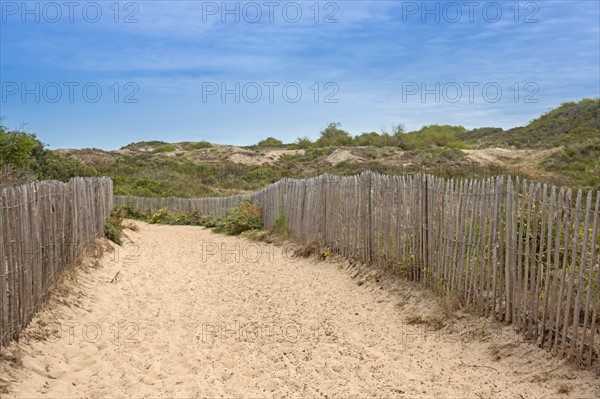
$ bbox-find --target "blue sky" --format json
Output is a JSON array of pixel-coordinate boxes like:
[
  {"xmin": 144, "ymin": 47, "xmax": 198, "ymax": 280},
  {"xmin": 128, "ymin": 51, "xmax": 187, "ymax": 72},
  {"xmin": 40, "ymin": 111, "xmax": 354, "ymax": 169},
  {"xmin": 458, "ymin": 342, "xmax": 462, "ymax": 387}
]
[{"xmin": 0, "ymin": 0, "xmax": 599, "ymax": 149}]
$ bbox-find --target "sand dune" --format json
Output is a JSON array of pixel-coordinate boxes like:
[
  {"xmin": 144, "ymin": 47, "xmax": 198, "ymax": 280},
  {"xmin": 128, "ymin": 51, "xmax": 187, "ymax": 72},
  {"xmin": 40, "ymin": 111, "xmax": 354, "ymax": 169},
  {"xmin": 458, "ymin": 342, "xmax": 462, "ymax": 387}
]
[{"xmin": 1, "ymin": 223, "xmax": 598, "ymax": 398}]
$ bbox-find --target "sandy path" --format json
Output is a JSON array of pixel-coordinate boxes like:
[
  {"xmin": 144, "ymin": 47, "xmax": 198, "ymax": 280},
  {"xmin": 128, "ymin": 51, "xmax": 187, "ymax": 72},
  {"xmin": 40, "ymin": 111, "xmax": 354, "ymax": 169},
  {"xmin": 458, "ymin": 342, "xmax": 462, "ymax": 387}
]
[{"xmin": 2, "ymin": 223, "xmax": 598, "ymax": 398}]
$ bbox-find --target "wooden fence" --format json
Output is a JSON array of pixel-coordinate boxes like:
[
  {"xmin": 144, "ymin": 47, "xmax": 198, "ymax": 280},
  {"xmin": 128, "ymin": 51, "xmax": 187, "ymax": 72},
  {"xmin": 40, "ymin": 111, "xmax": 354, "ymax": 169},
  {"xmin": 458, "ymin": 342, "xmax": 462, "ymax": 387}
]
[
  {"xmin": 115, "ymin": 171, "xmax": 599, "ymax": 372},
  {"xmin": 255, "ymin": 172, "xmax": 600, "ymax": 373},
  {"xmin": 0, "ymin": 177, "xmax": 113, "ymax": 347}
]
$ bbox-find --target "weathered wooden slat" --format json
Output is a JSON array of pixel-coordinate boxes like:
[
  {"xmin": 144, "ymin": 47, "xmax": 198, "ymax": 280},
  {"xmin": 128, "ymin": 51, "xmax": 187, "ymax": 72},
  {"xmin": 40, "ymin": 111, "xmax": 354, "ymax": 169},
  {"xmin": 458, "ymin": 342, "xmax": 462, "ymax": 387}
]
[
  {"xmin": 581, "ymin": 192, "xmax": 599, "ymax": 365},
  {"xmin": 548, "ymin": 188, "xmax": 567, "ymax": 351},
  {"xmin": 533, "ymin": 184, "xmax": 548, "ymax": 340},
  {"xmin": 560, "ymin": 190, "xmax": 584, "ymax": 355},
  {"xmin": 0, "ymin": 193, "xmax": 5, "ymax": 345},
  {"xmin": 540, "ymin": 186, "xmax": 557, "ymax": 348}
]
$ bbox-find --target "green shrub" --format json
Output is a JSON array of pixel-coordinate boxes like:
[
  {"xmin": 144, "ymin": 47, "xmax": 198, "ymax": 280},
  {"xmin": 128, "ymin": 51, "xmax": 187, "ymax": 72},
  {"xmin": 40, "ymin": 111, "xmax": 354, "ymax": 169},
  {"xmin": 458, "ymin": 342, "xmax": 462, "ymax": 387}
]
[
  {"xmin": 292, "ymin": 136, "xmax": 313, "ymax": 149},
  {"xmin": 120, "ymin": 141, "xmax": 168, "ymax": 150},
  {"xmin": 272, "ymin": 211, "xmax": 291, "ymax": 236},
  {"xmin": 104, "ymin": 208, "xmax": 124, "ymax": 245},
  {"xmin": 144, "ymin": 206, "xmax": 222, "ymax": 227},
  {"xmin": 401, "ymin": 125, "xmax": 466, "ymax": 149},
  {"xmin": 202, "ymin": 216, "xmax": 221, "ymax": 228},
  {"xmin": 104, "ymin": 222, "xmax": 122, "ymax": 245},
  {"xmin": 242, "ymin": 167, "xmax": 279, "ymax": 184},
  {"xmin": 0, "ymin": 126, "xmax": 44, "ymax": 186},
  {"xmin": 315, "ymin": 123, "xmax": 353, "ymax": 147},
  {"xmin": 184, "ymin": 141, "xmax": 213, "ymax": 151},
  {"xmin": 304, "ymin": 147, "xmax": 335, "ymax": 160},
  {"xmin": 213, "ymin": 200, "xmax": 263, "ymax": 235},
  {"xmin": 37, "ymin": 151, "xmax": 98, "ymax": 181},
  {"xmin": 153, "ymin": 144, "xmax": 177, "ymax": 153},
  {"xmin": 116, "ymin": 204, "xmax": 148, "ymax": 221},
  {"xmin": 257, "ymin": 137, "xmax": 284, "ymax": 147}
]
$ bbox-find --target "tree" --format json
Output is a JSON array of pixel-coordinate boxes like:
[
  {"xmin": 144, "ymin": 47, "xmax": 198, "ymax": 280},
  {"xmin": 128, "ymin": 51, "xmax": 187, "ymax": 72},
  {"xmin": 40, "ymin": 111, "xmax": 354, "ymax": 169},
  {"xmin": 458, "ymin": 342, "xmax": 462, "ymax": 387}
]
[
  {"xmin": 0, "ymin": 126, "xmax": 44, "ymax": 185},
  {"xmin": 402, "ymin": 125, "xmax": 466, "ymax": 149},
  {"xmin": 0, "ymin": 126, "xmax": 45, "ymax": 169},
  {"xmin": 388, "ymin": 123, "xmax": 407, "ymax": 147},
  {"xmin": 1, "ymin": 125, "xmax": 97, "ymax": 187},
  {"xmin": 257, "ymin": 137, "xmax": 284, "ymax": 148},
  {"xmin": 36, "ymin": 150, "xmax": 97, "ymax": 181},
  {"xmin": 354, "ymin": 132, "xmax": 385, "ymax": 147},
  {"xmin": 391, "ymin": 123, "xmax": 405, "ymax": 136},
  {"xmin": 315, "ymin": 122, "xmax": 352, "ymax": 147},
  {"xmin": 294, "ymin": 136, "xmax": 313, "ymax": 149}
]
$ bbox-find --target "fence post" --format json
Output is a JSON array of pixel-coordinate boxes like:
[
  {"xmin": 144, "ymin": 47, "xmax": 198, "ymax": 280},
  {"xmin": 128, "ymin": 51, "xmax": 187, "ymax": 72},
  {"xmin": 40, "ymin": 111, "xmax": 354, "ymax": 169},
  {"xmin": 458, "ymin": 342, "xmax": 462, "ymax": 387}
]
[
  {"xmin": 423, "ymin": 174, "xmax": 429, "ymax": 279},
  {"xmin": 323, "ymin": 175, "xmax": 328, "ymax": 244},
  {"xmin": 367, "ymin": 171, "xmax": 373, "ymax": 264}
]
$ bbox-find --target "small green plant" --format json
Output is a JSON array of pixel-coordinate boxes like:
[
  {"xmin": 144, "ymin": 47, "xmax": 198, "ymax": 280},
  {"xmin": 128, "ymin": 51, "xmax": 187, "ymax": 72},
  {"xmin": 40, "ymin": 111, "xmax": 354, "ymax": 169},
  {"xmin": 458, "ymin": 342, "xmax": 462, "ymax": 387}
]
[
  {"xmin": 117, "ymin": 204, "xmax": 148, "ymax": 221},
  {"xmin": 153, "ymin": 144, "xmax": 177, "ymax": 153},
  {"xmin": 104, "ymin": 208, "xmax": 124, "ymax": 245},
  {"xmin": 201, "ymin": 216, "xmax": 221, "ymax": 228},
  {"xmin": 213, "ymin": 200, "xmax": 263, "ymax": 235},
  {"xmin": 151, "ymin": 207, "xmax": 173, "ymax": 223},
  {"xmin": 272, "ymin": 211, "xmax": 291, "ymax": 236},
  {"xmin": 150, "ymin": 208, "xmax": 211, "ymax": 226},
  {"xmin": 124, "ymin": 221, "xmax": 139, "ymax": 231}
]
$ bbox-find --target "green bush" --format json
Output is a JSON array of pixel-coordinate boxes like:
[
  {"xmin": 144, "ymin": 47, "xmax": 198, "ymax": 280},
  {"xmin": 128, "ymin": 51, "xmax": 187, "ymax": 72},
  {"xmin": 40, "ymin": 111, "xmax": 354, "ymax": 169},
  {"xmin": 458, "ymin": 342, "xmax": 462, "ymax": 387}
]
[
  {"xmin": 315, "ymin": 123, "xmax": 353, "ymax": 147},
  {"xmin": 401, "ymin": 125, "xmax": 467, "ymax": 149},
  {"xmin": 304, "ymin": 147, "xmax": 335, "ymax": 161},
  {"xmin": 111, "ymin": 202, "xmax": 263, "ymax": 235},
  {"xmin": 0, "ymin": 126, "xmax": 44, "ymax": 186},
  {"xmin": 292, "ymin": 136, "xmax": 313, "ymax": 149},
  {"xmin": 124, "ymin": 205, "xmax": 221, "ymax": 228},
  {"xmin": 104, "ymin": 208, "xmax": 124, "ymax": 245},
  {"xmin": 353, "ymin": 132, "xmax": 394, "ymax": 147},
  {"xmin": 104, "ymin": 222, "xmax": 122, "ymax": 245},
  {"xmin": 153, "ymin": 144, "xmax": 177, "ymax": 153},
  {"xmin": 201, "ymin": 216, "xmax": 221, "ymax": 228},
  {"xmin": 213, "ymin": 200, "xmax": 263, "ymax": 235},
  {"xmin": 37, "ymin": 151, "xmax": 98, "ymax": 181},
  {"xmin": 149, "ymin": 208, "xmax": 208, "ymax": 225},
  {"xmin": 272, "ymin": 211, "xmax": 291, "ymax": 236},
  {"xmin": 242, "ymin": 167, "xmax": 279, "ymax": 184},
  {"xmin": 120, "ymin": 141, "xmax": 168, "ymax": 150},
  {"xmin": 184, "ymin": 141, "xmax": 213, "ymax": 151},
  {"xmin": 542, "ymin": 139, "xmax": 600, "ymax": 191},
  {"xmin": 116, "ymin": 204, "xmax": 149, "ymax": 221},
  {"xmin": 257, "ymin": 137, "xmax": 284, "ymax": 147}
]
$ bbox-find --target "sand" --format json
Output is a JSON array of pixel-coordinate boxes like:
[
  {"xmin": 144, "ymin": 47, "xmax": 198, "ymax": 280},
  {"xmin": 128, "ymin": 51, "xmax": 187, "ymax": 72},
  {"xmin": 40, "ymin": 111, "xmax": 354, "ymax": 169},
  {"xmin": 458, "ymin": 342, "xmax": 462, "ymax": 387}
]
[
  {"xmin": 325, "ymin": 149, "xmax": 366, "ymax": 167},
  {"xmin": 462, "ymin": 148, "xmax": 561, "ymax": 166},
  {"xmin": 1, "ymin": 222, "xmax": 598, "ymax": 398}
]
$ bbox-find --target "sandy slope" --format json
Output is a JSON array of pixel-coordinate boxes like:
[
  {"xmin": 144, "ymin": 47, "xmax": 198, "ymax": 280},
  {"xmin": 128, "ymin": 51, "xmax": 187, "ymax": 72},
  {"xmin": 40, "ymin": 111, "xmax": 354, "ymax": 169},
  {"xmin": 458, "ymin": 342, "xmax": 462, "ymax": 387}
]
[{"xmin": 1, "ymin": 223, "xmax": 598, "ymax": 398}]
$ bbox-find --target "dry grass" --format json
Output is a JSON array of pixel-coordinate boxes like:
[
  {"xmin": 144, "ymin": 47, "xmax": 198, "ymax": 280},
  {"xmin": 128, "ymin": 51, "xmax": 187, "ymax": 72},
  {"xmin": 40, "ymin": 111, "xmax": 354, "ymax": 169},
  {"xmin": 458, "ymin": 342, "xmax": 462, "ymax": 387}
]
[
  {"xmin": 529, "ymin": 373, "xmax": 550, "ymax": 383},
  {"xmin": 489, "ymin": 342, "xmax": 519, "ymax": 361},
  {"xmin": 437, "ymin": 291, "xmax": 465, "ymax": 316},
  {"xmin": 242, "ymin": 229, "xmax": 287, "ymax": 245},
  {"xmin": 405, "ymin": 313, "xmax": 427, "ymax": 325},
  {"xmin": 0, "ymin": 348, "xmax": 23, "ymax": 394},
  {"xmin": 41, "ymin": 239, "xmax": 107, "ymax": 299},
  {"xmin": 124, "ymin": 221, "xmax": 140, "ymax": 231},
  {"xmin": 557, "ymin": 383, "xmax": 572, "ymax": 394},
  {"xmin": 293, "ymin": 240, "xmax": 320, "ymax": 258}
]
